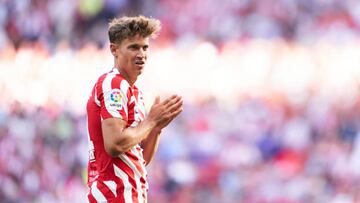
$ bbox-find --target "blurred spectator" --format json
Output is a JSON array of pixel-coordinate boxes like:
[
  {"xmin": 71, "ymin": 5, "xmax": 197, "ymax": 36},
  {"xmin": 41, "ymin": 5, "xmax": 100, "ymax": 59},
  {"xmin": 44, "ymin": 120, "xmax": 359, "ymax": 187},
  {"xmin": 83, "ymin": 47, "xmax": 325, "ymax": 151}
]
[
  {"xmin": 1, "ymin": 0, "xmax": 360, "ymax": 50},
  {"xmin": 0, "ymin": 79, "xmax": 359, "ymax": 202},
  {"xmin": 1, "ymin": 0, "xmax": 360, "ymax": 202}
]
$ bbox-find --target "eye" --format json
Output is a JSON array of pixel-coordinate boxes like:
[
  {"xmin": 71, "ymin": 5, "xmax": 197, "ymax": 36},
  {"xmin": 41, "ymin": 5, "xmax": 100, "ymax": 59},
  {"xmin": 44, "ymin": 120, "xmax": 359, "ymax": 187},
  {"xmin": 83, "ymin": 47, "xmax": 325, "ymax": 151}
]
[
  {"xmin": 143, "ymin": 45, "xmax": 149, "ymax": 51},
  {"xmin": 128, "ymin": 44, "xmax": 139, "ymax": 50}
]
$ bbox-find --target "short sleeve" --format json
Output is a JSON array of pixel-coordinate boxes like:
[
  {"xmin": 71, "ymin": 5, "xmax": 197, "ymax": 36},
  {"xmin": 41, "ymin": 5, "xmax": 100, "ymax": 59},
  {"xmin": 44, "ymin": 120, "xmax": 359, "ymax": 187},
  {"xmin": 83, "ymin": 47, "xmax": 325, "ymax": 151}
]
[{"xmin": 98, "ymin": 75, "xmax": 129, "ymax": 121}]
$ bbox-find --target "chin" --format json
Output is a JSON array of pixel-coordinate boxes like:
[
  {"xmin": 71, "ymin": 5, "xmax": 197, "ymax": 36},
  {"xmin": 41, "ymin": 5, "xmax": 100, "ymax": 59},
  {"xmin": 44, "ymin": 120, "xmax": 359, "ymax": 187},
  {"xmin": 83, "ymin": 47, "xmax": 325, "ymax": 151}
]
[
  {"xmin": 136, "ymin": 69, "xmax": 143, "ymax": 75},
  {"xmin": 138, "ymin": 66, "xmax": 144, "ymax": 72}
]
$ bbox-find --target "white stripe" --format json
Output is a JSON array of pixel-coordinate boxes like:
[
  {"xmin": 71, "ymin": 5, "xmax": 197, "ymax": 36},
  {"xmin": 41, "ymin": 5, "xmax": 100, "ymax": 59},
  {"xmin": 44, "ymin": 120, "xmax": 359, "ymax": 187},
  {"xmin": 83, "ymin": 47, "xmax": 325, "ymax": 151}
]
[
  {"xmin": 86, "ymin": 121, "xmax": 96, "ymax": 163},
  {"xmin": 102, "ymin": 72, "xmax": 121, "ymax": 118},
  {"xmin": 103, "ymin": 180, "xmax": 117, "ymax": 196},
  {"xmin": 86, "ymin": 119, "xmax": 91, "ymax": 143},
  {"xmin": 131, "ymin": 147, "xmax": 147, "ymax": 178},
  {"xmin": 114, "ymin": 164, "xmax": 133, "ymax": 203},
  {"xmin": 119, "ymin": 152, "xmax": 146, "ymax": 202},
  {"xmin": 119, "ymin": 153, "xmax": 143, "ymax": 180},
  {"xmin": 130, "ymin": 95, "xmax": 135, "ymax": 103},
  {"xmin": 132, "ymin": 146, "xmax": 149, "ymax": 195},
  {"xmin": 91, "ymin": 182, "xmax": 107, "ymax": 202},
  {"xmin": 137, "ymin": 91, "xmax": 146, "ymax": 117},
  {"xmin": 112, "ymin": 67, "xmax": 120, "ymax": 74},
  {"xmin": 120, "ymin": 80, "xmax": 129, "ymax": 116}
]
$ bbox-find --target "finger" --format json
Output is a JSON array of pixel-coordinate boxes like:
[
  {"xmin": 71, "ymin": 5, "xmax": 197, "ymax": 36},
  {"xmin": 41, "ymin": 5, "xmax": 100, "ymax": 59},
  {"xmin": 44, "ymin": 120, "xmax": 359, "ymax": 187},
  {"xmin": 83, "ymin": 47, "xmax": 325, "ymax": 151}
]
[
  {"xmin": 169, "ymin": 107, "xmax": 183, "ymax": 119},
  {"xmin": 162, "ymin": 95, "xmax": 178, "ymax": 106},
  {"xmin": 160, "ymin": 107, "xmax": 183, "ymax": 127},
  {"xmin": 164, "ymin": 96, "xmax": 182, "ymax": 108},
  {"xmin": 166, "ymin": 99, "xmax": 183, "ymax": 113},
  {"xmin": 153, "ymin": 96, "xmax": 160, "ymax": 105}
]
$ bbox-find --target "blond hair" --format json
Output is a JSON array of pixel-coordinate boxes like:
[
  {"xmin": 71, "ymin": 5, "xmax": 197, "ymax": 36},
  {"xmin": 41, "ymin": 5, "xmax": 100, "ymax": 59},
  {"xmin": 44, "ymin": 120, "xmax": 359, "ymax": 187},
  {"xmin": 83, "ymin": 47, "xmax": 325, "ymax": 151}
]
[{"xmin": 108, "ymin": 15, "xmax": 161, "ymax": 44}]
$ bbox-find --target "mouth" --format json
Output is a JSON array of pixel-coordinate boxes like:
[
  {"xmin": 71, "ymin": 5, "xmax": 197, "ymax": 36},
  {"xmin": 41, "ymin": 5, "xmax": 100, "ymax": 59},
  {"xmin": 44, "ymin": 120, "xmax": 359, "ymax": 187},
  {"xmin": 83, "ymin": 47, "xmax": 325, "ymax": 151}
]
[{"xmin": 135, "ymin": 61, "xmax": 145, "ymax": 68}]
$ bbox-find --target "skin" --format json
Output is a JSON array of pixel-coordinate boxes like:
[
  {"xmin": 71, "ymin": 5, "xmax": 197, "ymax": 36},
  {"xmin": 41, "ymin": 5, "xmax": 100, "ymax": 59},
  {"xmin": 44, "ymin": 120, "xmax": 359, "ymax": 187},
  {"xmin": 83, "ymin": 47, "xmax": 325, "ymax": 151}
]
[{"xmin": 102, "ymin": 34, "xmax": 183, "ymax": 165}]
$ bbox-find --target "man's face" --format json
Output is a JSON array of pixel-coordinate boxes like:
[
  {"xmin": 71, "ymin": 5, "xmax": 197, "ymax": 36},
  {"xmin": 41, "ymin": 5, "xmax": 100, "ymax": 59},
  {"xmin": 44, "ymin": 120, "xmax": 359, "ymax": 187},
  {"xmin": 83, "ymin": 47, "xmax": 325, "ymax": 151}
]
[{"xmin": 112, "ymin": 35, "xmax": 149, "ymax": 80}]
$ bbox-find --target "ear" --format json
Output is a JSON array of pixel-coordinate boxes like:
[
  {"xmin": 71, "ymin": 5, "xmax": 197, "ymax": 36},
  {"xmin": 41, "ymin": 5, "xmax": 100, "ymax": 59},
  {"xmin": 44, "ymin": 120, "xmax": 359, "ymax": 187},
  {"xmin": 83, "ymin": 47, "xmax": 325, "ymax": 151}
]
[{"xmin": 110, "ymin": 43, "xmax": 117, "ymax": 57}]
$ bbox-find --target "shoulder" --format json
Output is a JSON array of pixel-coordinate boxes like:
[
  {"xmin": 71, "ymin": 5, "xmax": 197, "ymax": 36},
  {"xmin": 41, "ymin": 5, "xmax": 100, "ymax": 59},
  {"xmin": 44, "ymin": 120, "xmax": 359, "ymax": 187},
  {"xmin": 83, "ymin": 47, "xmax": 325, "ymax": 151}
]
[{"xmin": 95, "ymin": 69, "xmax": 130, "ymax": 91}]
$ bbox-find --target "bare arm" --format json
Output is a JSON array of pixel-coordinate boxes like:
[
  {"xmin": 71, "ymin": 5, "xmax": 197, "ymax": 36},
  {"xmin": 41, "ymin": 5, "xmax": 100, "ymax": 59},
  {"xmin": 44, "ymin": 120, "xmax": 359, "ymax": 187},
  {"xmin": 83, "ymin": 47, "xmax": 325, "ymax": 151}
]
[
  {"xmin": 102, "ymin": 118, "xmax": 156, "ymax": 157},
  {"xmin": 102, "ymin": 95, "xmax": 183, "ymax": 158},
  {"xmin": 141, "ymin": 96, "xmax": 183, "ymax": 165},
  {"xmin": 140, "ymin": 127, "xmax": 162, "ymax": 165}
]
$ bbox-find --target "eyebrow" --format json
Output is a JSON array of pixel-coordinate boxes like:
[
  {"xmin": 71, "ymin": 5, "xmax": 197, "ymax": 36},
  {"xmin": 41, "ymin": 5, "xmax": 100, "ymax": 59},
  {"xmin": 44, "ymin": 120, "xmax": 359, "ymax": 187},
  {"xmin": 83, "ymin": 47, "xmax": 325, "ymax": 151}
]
[{"xmin": 127, "ymin": 44, "xmax": 149, "ymax": 49}]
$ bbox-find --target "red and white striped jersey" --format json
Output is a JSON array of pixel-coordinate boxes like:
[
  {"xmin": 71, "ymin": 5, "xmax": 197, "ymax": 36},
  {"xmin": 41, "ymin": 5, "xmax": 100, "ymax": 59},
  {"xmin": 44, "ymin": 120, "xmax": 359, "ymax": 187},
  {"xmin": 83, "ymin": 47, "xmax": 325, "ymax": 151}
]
[{"xmin": 86, "ymin": 68, "xmax": 148, "ymax": 203}]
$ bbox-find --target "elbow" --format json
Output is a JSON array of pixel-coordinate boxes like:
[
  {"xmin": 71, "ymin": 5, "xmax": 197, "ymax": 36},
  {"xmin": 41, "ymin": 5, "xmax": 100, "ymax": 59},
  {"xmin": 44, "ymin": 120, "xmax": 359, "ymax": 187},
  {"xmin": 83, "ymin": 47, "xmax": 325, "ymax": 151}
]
[
  {"xmin": 105, "ymin": 145, "xmax": 121, "ymax": 157},
  {"xmin": 104, "ymin": 140, "xmax": 131, "ymax": 157},
  {"xmin": 142, "ymin": 151, "xmax": 154, "ymax": 166},
  {"xmin": 104, "ymin": 144, "xmax": 123, "ymax": 157},
  {"xmin": 144, "ymin": 159, "xmax": 151, "ymax": 166}
]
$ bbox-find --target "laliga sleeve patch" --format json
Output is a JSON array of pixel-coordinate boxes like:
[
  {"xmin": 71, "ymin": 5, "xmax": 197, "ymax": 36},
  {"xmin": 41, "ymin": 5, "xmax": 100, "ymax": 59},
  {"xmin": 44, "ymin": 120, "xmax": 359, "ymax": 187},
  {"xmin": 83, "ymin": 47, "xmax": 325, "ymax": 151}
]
[{"xmin": 108, "ymin": 89, "xmax": 123, "ymax": 110}]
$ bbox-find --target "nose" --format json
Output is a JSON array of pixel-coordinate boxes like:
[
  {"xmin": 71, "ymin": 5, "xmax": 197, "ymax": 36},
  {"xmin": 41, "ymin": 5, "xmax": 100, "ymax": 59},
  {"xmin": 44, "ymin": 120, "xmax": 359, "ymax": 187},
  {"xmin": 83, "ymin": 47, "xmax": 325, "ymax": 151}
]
[{"xmin": 136, "ymin": 49, "xmax": 146, "ymax": 58}]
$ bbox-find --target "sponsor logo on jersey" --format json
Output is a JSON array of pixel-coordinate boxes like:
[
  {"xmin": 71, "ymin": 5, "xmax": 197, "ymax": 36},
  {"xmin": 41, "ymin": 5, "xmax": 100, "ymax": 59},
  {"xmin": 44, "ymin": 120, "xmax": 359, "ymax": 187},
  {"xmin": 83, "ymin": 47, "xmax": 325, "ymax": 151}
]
[{"xmin": 109, "ymin": 89, "xmax": 122, "ymax": 109}]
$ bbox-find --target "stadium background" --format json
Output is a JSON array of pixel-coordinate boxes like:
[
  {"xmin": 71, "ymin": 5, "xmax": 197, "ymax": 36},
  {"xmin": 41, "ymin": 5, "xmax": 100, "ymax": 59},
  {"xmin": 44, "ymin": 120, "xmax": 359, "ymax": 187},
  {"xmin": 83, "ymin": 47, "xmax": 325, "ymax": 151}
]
[{"xmin": 0, "ymin": 0, "xmax": 360, "ymax": 202}]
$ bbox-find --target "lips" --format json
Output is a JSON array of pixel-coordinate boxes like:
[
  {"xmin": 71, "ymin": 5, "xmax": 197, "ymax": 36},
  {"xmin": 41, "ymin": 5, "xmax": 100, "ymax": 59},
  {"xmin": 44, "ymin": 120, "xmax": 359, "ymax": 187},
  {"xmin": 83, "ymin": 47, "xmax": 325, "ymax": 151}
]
[{"xmin": 135, "ymin": 61, "xmax": 145, "ymax": 65}]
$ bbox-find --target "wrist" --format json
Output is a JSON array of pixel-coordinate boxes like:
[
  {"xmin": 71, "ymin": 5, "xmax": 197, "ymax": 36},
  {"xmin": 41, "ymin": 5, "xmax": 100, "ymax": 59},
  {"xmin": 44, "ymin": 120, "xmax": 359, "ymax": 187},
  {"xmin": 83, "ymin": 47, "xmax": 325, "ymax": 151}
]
[
  {"xmin": 152, "ymin": 126, "xmax": 162, "ymax": 135},
  {"xmin": 144, "ymin": 118, "xmax": 157, "ymax": 129}
]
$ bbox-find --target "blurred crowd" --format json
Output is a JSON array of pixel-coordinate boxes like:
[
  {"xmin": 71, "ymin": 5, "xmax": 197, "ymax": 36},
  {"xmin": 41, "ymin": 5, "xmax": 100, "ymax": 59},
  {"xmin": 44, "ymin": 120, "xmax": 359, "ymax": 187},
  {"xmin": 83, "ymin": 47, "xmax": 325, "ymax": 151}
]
[
  {"xmin": 0, "ymin": 30, "xmax": 360, "ymax": 203},
  {"xmin": 1, "ymin": 0, "xmax": 360, "ymax": 51},
  {"xmin": 1, "ymin": 0, "xmax": 360, "ymax": 202},
  {"xmin": 149, "ymin": 93, "xmax": 360, "ymax": 203},
  {"xmin": 0, "ymin": 90, "xmax": 359, "ymax": 202},
  {"xmin": 0, "ymin": 102, "xmax": 88, "ymax": 202}
]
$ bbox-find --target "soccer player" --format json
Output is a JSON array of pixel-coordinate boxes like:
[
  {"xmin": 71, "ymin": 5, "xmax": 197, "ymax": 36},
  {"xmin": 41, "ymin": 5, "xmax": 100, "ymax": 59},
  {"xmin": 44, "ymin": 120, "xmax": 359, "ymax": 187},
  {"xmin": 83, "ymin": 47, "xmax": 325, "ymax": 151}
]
[{"xmin": 86, "ymin": 16, "xmax": 183, "ymax": 203}]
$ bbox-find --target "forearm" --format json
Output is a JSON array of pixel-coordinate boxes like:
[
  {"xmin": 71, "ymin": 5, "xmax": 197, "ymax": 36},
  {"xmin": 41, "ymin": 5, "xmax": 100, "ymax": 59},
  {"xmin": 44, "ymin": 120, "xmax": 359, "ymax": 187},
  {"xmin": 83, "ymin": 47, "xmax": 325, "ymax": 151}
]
[
  {"xmin": 104, "ymin": 94, "xmax": 183, "ymax": 158},
  {"xmin": 141, "ymin": 128, "xmax": 162, "ymax": 165},
  {"xmin": 103, "ymin": 119, "xmax": 157, "ymax": 157}
]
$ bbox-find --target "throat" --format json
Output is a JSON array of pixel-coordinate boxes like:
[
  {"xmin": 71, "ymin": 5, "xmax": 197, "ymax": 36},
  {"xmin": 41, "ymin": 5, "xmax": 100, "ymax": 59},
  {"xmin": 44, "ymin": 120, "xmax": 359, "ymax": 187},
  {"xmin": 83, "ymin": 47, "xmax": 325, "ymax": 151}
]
[{"xmin": 117, "ymin": 68, "xmax": 137, "ymax": 87}]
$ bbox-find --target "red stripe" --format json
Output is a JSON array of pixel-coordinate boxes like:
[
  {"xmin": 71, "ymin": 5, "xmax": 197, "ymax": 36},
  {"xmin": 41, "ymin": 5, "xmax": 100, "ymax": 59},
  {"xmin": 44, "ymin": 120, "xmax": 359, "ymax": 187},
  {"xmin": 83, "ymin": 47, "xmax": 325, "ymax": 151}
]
[
  {"xmin": 124, "ymin": 87, "xmax": 146, "ymax": 181},
  {"xmin": 141, "ymin": 184, "xmax": 147, "ymax": 199},
  {"xmin": 97, "ymin": 181, "xmax": 116, "ymax": 201},
  {"xmin": 125, "ymin": 150, "xmax": 145, "ymax": 176},
  {"xmin": 126, "ymin": 87, "xmax": 132, "ymax": 101},
  {"xmin": 113, "ymin": 195, "xmax": 126, "ymax": 203},
  {"xmin": 125, "ymin": 150, "xmax": 147, "ymax": 199},
  {"xmin": 87, "ymin": 192, "xmax": 98, "ymax": 203},
  {"xmin": 89, "ymin": 84, "xmax": 97, "ymax": 105},
  {"xmin": 110, "ymin": 164, "xmax": 126, "ymax": 203},
  {"xmin": 133, "ymin": 88, "xmax": 139, "ymax": 99},
  {"xmin": 127, "ymin": 88, "xmax": 135, "ymax": 127},
  {"xmin": 98, "ymin": 73, "xmax": 113, "ymax": 120},
  {"xmin": 114, "ymin": 159, "xmax": 139, "ymax": 203},
  {"xmin": 132, "ymin": 89, "xmax": 147, "ymax": 196}
]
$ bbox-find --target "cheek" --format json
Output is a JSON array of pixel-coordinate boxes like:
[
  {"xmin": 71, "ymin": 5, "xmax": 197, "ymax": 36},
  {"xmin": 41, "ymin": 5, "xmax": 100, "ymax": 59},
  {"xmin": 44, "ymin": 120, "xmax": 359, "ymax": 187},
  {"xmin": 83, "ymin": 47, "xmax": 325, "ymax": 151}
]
[
  {"xmin": 127, "ymin": 56, "xmax": 134, "ymax": 66},
  {"xmin": 128, "ymin": 56, "xmax": 134, "ymax": 62}
]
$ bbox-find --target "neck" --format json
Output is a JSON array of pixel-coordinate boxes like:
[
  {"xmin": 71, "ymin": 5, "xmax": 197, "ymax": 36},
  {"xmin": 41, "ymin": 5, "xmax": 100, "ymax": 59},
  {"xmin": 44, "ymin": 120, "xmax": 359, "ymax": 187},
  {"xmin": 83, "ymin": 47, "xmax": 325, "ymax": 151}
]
[{"xmin": 115, "ymin": 66, "xmax": 136, "ymax": 87}]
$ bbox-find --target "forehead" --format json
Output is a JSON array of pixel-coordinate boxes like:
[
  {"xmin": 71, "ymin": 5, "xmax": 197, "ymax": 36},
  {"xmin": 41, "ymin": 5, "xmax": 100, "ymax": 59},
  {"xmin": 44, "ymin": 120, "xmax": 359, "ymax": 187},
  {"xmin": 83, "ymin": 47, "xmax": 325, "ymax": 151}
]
[{"xmin": 121, "ymin": 35, "xmax": 149, "ymax": 46}]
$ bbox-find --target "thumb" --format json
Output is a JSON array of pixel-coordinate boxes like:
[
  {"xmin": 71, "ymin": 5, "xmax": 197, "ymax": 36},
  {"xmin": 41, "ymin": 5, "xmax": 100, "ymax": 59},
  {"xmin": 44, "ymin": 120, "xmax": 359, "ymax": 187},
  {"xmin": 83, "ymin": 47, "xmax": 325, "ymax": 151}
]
[{"xmin": 153, "ymin": 96, "xmax": 160, "ymax": 105}]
